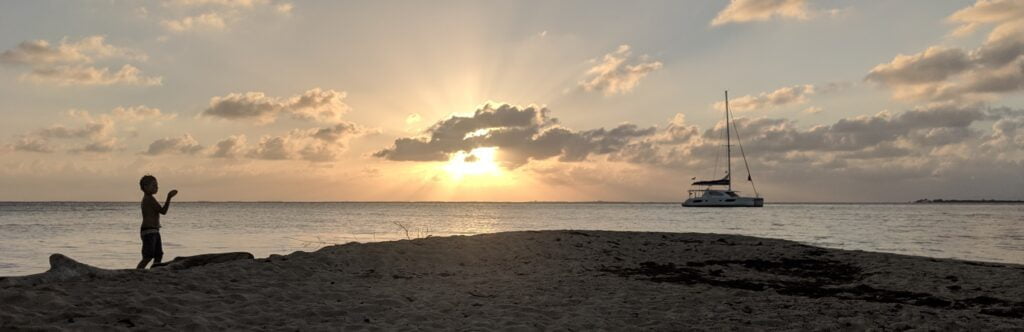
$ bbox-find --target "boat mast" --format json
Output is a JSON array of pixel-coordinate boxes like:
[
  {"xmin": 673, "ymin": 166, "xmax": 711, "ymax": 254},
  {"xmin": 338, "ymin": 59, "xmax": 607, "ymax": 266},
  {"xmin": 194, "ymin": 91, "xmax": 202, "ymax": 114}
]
[{"xmin": 725, "ymin": 90, "xmax": 731, "ymax": 191}]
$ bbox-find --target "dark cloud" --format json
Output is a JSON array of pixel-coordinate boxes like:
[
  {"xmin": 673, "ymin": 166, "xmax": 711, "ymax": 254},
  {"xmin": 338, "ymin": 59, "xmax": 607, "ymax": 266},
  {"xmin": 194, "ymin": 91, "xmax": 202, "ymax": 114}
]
[
  {"xmin": 201, "ymin": 88, "xmax": 350, "ymax": 124},
  {"xmin": 374, "ymin": 103, "xmax": 657, "ymax": 168},
  {"xmin": 211, "ymin": 135, "xmax": 246, "ymax": 158},
  {"xmin": 866, "ymin": 47, "xmax": 972, "ymax": 86},
  {"xmin": 11, "ymin": 137, "xmax": 54, "ymax": 153},
  {"xmin": 35, "ymin": 122, "xmax": 110, "ymax": 139},
  {"xmin": 311, "ymin": 122, "xmax": 361, "ymax": 142},
  {"xmin": 213, "ymin": 122, "xmax": 366, "ymax": 162},
  {"xmin": 247, "ymin": 136, "xmax": 290, "ymax": 160},
  {"xmin": 612, "ymin": 104, "xmax": 1008, "ymax": 175},
  {"xmin": 144, "ymin": 134, "xmax": 204, "ymax": 155},
  {"xmin": 72, "ymin": 139, "xmax": 119, "ymax": 154}
]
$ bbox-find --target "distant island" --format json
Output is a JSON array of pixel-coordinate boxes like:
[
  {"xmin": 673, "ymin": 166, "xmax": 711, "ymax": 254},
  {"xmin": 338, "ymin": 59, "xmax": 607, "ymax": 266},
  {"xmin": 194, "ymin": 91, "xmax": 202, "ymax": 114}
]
[{"xmin": 913, "ymin": 199, "xmax": 1024, "ymax": 204}]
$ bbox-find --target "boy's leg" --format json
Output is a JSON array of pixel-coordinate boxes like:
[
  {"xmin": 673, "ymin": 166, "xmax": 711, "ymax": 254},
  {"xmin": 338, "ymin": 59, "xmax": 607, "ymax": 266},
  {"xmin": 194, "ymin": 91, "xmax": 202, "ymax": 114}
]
[
  {"xmin": 139, "ymin": 232, "xmax": 155, "ymax": 269},
  {"xmin": 136, "ymin": 258, "xmax": 152, "ymax": 269},
  {"xmin": 153, "ymin": 233, "xmax": 163, "ymax": 265}
]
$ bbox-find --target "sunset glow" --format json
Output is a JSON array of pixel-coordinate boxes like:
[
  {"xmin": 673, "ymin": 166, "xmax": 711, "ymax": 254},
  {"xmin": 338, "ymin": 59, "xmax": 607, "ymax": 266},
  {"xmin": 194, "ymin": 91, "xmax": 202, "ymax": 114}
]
[
  {"xmin": 0, "ymin": 1, "xmax": 1021, "ymax": 202},
  {"xmin": 443, "ymin": 147, "xmax": 501, "ymax": 180}
]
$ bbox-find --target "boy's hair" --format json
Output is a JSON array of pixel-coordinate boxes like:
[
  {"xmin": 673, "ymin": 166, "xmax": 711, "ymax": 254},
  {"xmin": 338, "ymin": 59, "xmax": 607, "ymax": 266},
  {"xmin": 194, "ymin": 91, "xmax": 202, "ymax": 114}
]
[{"xmin": 139, "ymin": 175, "xmax": 157, "ymax": 190}]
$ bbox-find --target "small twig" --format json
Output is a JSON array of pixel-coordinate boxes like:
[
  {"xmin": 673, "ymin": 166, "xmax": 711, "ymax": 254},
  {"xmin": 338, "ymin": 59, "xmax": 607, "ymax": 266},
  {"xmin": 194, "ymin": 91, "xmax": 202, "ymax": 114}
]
[{"xmin": 392, "ymin": 221, "xmax": 411, "ymax": 240}]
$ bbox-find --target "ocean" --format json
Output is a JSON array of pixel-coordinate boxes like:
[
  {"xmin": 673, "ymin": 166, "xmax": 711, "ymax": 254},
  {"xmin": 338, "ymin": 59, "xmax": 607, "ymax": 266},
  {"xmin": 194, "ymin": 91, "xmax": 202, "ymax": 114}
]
[{"xmin": 0, "ymin": 202, "xmax": 1021, "ymax": 276}]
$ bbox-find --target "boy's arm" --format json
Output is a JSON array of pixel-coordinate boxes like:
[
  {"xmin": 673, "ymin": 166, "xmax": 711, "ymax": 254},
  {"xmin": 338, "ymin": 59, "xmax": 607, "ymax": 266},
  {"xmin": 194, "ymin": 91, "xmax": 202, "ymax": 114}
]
[{"xmin": 159, "ymin": 190, "xmax": 178, "ymax": 215}]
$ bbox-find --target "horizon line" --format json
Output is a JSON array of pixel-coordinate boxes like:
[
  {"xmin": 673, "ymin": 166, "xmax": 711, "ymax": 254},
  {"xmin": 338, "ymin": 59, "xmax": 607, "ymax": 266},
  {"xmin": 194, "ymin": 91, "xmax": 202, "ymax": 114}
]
[{"xmin": 2, "ymin": 200, "xmax": 1018, "ymax": 204}]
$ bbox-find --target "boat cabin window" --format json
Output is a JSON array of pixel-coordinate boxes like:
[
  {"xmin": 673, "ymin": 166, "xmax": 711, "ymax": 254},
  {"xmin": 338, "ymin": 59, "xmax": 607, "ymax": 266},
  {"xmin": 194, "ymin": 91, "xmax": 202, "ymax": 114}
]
[{"xmin": 725, "ymin": 191, "xmax": 739, "ymax": 197}]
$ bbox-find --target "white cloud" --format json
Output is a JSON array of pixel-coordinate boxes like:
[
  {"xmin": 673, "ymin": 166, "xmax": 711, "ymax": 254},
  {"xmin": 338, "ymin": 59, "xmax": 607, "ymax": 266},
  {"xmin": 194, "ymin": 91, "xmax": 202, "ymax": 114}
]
[
  {"xmin": 711, "ymin": 0, "xmax": 834, "ymax": 26},
  {"xmin": 579, "ymin": 45, "xmax": 663, "ymax": 96},
  {"xmin": 161, "ymin": 12, "xmax": 227, "ymax": 32},
  {"xmin": 158, "ymin": 0, "xmax": 292, "ymax": 33},
  {"xmin": 713, "ymin": 85, "xmax": 815, "ymax": 112},
  {"xmin": 111, "ymin": 106, "xmax": 177, "ymax": 123}
]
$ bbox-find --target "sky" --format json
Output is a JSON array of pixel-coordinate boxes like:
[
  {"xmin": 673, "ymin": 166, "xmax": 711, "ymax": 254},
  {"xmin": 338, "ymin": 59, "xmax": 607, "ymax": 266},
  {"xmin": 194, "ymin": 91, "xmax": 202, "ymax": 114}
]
[{"xmin": 0, "ymin": 0, "xmax": 1022, "ymax": 202}]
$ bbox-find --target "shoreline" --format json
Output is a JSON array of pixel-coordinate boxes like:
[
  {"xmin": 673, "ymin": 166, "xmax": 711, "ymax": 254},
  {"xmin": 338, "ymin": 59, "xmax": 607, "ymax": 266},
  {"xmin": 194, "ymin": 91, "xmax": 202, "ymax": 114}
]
[{"xmin": 2, "ymin": 230, "xmax": 1023, "ymax": 329}]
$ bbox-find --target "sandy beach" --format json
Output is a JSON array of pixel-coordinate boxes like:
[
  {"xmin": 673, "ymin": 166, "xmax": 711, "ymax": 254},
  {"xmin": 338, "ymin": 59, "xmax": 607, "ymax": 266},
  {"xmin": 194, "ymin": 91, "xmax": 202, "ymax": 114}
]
[{"xmin": 2, "ymin": 230, "xmax": 1023, "ymax": 330}]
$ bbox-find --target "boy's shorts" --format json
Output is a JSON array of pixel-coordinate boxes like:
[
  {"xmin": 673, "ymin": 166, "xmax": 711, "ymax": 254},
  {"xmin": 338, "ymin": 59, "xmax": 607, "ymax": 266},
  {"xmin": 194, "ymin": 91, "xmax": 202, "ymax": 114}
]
[{"xmin": 141, "ymin": 231, "xmax": 163, "ymax": 260}]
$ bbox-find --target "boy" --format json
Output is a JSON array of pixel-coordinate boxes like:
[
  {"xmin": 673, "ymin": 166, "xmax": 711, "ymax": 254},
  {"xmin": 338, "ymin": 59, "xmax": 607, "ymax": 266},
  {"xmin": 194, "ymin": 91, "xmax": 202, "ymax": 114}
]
[{"xmin": 137, "ymin": 175, "xmax": 178, "ymax": 269}]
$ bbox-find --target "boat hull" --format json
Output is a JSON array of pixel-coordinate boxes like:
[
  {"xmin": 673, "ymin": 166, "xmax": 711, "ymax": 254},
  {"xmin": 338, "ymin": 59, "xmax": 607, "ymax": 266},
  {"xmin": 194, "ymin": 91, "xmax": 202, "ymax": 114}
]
[{"xmin": 682, "ymin": 197, "xmax": 763, "ymax": 207}]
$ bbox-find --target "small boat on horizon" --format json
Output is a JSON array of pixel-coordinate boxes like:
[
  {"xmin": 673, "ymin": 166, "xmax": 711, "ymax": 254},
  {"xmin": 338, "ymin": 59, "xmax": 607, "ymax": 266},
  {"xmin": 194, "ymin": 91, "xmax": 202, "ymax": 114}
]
[{"xmin": 683, "ymin": 91, "xmax": 764, "ymax": 208}]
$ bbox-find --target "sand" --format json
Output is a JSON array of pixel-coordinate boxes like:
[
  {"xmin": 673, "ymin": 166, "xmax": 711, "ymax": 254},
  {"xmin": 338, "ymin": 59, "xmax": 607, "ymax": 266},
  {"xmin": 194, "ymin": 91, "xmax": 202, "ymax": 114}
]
[{"xmin": 1, "ymin": 230, "xmax": 1023, "ymax": 330}]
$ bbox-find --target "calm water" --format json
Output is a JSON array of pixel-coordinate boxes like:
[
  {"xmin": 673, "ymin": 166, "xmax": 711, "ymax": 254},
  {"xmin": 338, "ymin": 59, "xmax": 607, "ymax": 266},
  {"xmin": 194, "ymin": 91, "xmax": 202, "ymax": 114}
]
[{"xmin": 0, "ymin": 202, "xmax": 1022, "ymax": 276}]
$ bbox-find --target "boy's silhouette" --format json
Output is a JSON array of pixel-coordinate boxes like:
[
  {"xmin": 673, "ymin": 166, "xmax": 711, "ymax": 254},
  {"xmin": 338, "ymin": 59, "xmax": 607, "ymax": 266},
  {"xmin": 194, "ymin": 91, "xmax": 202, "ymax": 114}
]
[{"xmin": 137, "ymin": 175, "xmax": 177, "ymax": 269}]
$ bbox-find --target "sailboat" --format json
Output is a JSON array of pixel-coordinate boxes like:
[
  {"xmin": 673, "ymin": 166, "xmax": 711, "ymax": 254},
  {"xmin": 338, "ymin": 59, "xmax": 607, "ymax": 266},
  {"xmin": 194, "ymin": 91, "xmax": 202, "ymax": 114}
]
[{"xmin": 682, "ymin": 91, "xmax": 764, "ymax": 207}]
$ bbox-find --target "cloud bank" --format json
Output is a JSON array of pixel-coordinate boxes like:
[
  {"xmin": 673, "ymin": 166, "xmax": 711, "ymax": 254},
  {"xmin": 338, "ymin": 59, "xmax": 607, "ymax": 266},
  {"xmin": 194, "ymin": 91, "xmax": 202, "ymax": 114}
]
[
  {"xmin": 866, "ymin": 0, "xmax": 1024, "ymax": 102},
  {"xmin": 375, "ymin": 103, "xmax": 656, "ymax": 168}
]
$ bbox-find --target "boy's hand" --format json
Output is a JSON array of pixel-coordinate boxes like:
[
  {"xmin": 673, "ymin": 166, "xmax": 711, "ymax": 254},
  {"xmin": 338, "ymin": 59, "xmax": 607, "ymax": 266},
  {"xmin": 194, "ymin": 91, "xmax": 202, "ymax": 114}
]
[{"xmin": 167, "ymin": 190, "xmax": 178, "ymax": 199}]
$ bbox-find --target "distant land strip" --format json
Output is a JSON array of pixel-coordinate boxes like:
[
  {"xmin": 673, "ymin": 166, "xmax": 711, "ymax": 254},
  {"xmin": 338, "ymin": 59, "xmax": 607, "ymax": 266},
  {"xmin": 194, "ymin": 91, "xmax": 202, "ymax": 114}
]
[{"xmin": 913, "ymin": 199, "xmax": 1024, "ymax": 204}]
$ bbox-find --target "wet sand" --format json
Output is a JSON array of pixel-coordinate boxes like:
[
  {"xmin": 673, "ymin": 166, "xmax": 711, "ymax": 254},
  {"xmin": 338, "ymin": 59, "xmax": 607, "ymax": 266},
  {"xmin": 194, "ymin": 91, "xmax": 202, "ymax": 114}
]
[{"xmin": 2, "ymin": 230, "xmax": 1023, "ymax": 330}]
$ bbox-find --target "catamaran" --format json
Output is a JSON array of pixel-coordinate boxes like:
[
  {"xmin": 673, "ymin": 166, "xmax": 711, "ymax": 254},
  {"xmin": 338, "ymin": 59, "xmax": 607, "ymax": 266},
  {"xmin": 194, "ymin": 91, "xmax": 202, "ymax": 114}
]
[{"xmin": 682, "ymin": 91, "xmax": 764, "ymax": 207}]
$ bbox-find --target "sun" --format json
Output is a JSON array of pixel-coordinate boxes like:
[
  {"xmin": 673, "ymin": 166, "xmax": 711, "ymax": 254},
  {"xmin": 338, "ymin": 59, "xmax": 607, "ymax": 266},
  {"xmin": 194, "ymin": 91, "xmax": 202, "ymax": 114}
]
[{"xmin": 444, "ymin": 147, "xmax": 501, "ymax": 179}]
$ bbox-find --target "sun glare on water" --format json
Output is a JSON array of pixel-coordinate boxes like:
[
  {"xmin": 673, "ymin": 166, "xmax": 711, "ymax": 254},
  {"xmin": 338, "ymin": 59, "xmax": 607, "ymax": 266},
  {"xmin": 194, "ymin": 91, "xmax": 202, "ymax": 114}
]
[{"xmin": 444, "ymin": 147, "xmax": 501, "ymax": 180}]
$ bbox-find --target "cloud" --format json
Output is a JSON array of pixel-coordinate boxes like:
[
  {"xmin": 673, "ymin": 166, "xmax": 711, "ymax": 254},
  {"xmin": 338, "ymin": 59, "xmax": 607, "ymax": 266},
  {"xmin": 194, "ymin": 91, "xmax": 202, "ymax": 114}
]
[
  {"xmin": 0, "ymin": 36, "xmax": 160, "ymax": 87},
  {"xmin": 615, "ymin": 104, "xmax": 1002, "ymax": 171},
  {"xmin": 209, "ymin": 121, "xmax": 368, "ymax": 162},
  {"xmin": 110, "ymin": 106, "xmax": 176, "ymax": 123},
  {"xmin": 866, "ymin": 1, "xmax": 1024, "ymax": 101},
  {"xmin": 201, "ymin": 88, "xmax": 351, "ymax": 124},
  {"xmin": 579, "ymin": 45, "xmax": 663, "ymax": 96},
  {"xmin": 144, "ymin": 134, "xmax": 204, "ymax": 155},
  {"xmin": 947, "ymin": 0, "xmax": 1024, "ymax": 37},
  {"xmin": 162, "ymin": 12, "xmax": 227, "ymax": 32},
  {"xmin": 310, "ymin": 122, "xmax": 362, "ymax": 142},
  {"xmin": 713, "ymin": 85, "xmax": 815, "ymax": 112},
  {"xmin": 374, "ymin": 103, "xmax": 656, "ymax": 168},
  {"xmin": 7, "ymin": 106, "xmax": 172, "ymax": 154},
  {"xmin": 159, "ymin": 0, "xmax": 293, "ymax": 33},
  {"xmin": 23, "ymin": 64, "xmax": 162, "ymax": 86},
  {"xmin": 247, "ymin": 136, "xmax": 291, "ymax": 160},
  {"xmin": 211, "ymin": 135, "xmax": 247, "ymax": 158},
  {"xmin": 0, "ymin": 36, "xmax": 146, "ymax": 65},
  {"xmin": 711, "ymin": 0, "xmax": 834, "ymax": 26},
  {"xmin": 10, "ymin": 137, "xmax": 54, "ymax": 153},
  {"xmin": 866, "ymin": 47, "xmax": 972, "ymax": 86}
]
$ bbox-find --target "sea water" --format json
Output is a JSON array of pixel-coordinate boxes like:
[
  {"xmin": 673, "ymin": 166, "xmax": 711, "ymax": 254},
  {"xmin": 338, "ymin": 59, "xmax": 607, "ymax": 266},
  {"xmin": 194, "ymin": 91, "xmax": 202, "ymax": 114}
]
[{"xmin": 0, "ymin": 202, "xmax": 1021, "ymax": 276}]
